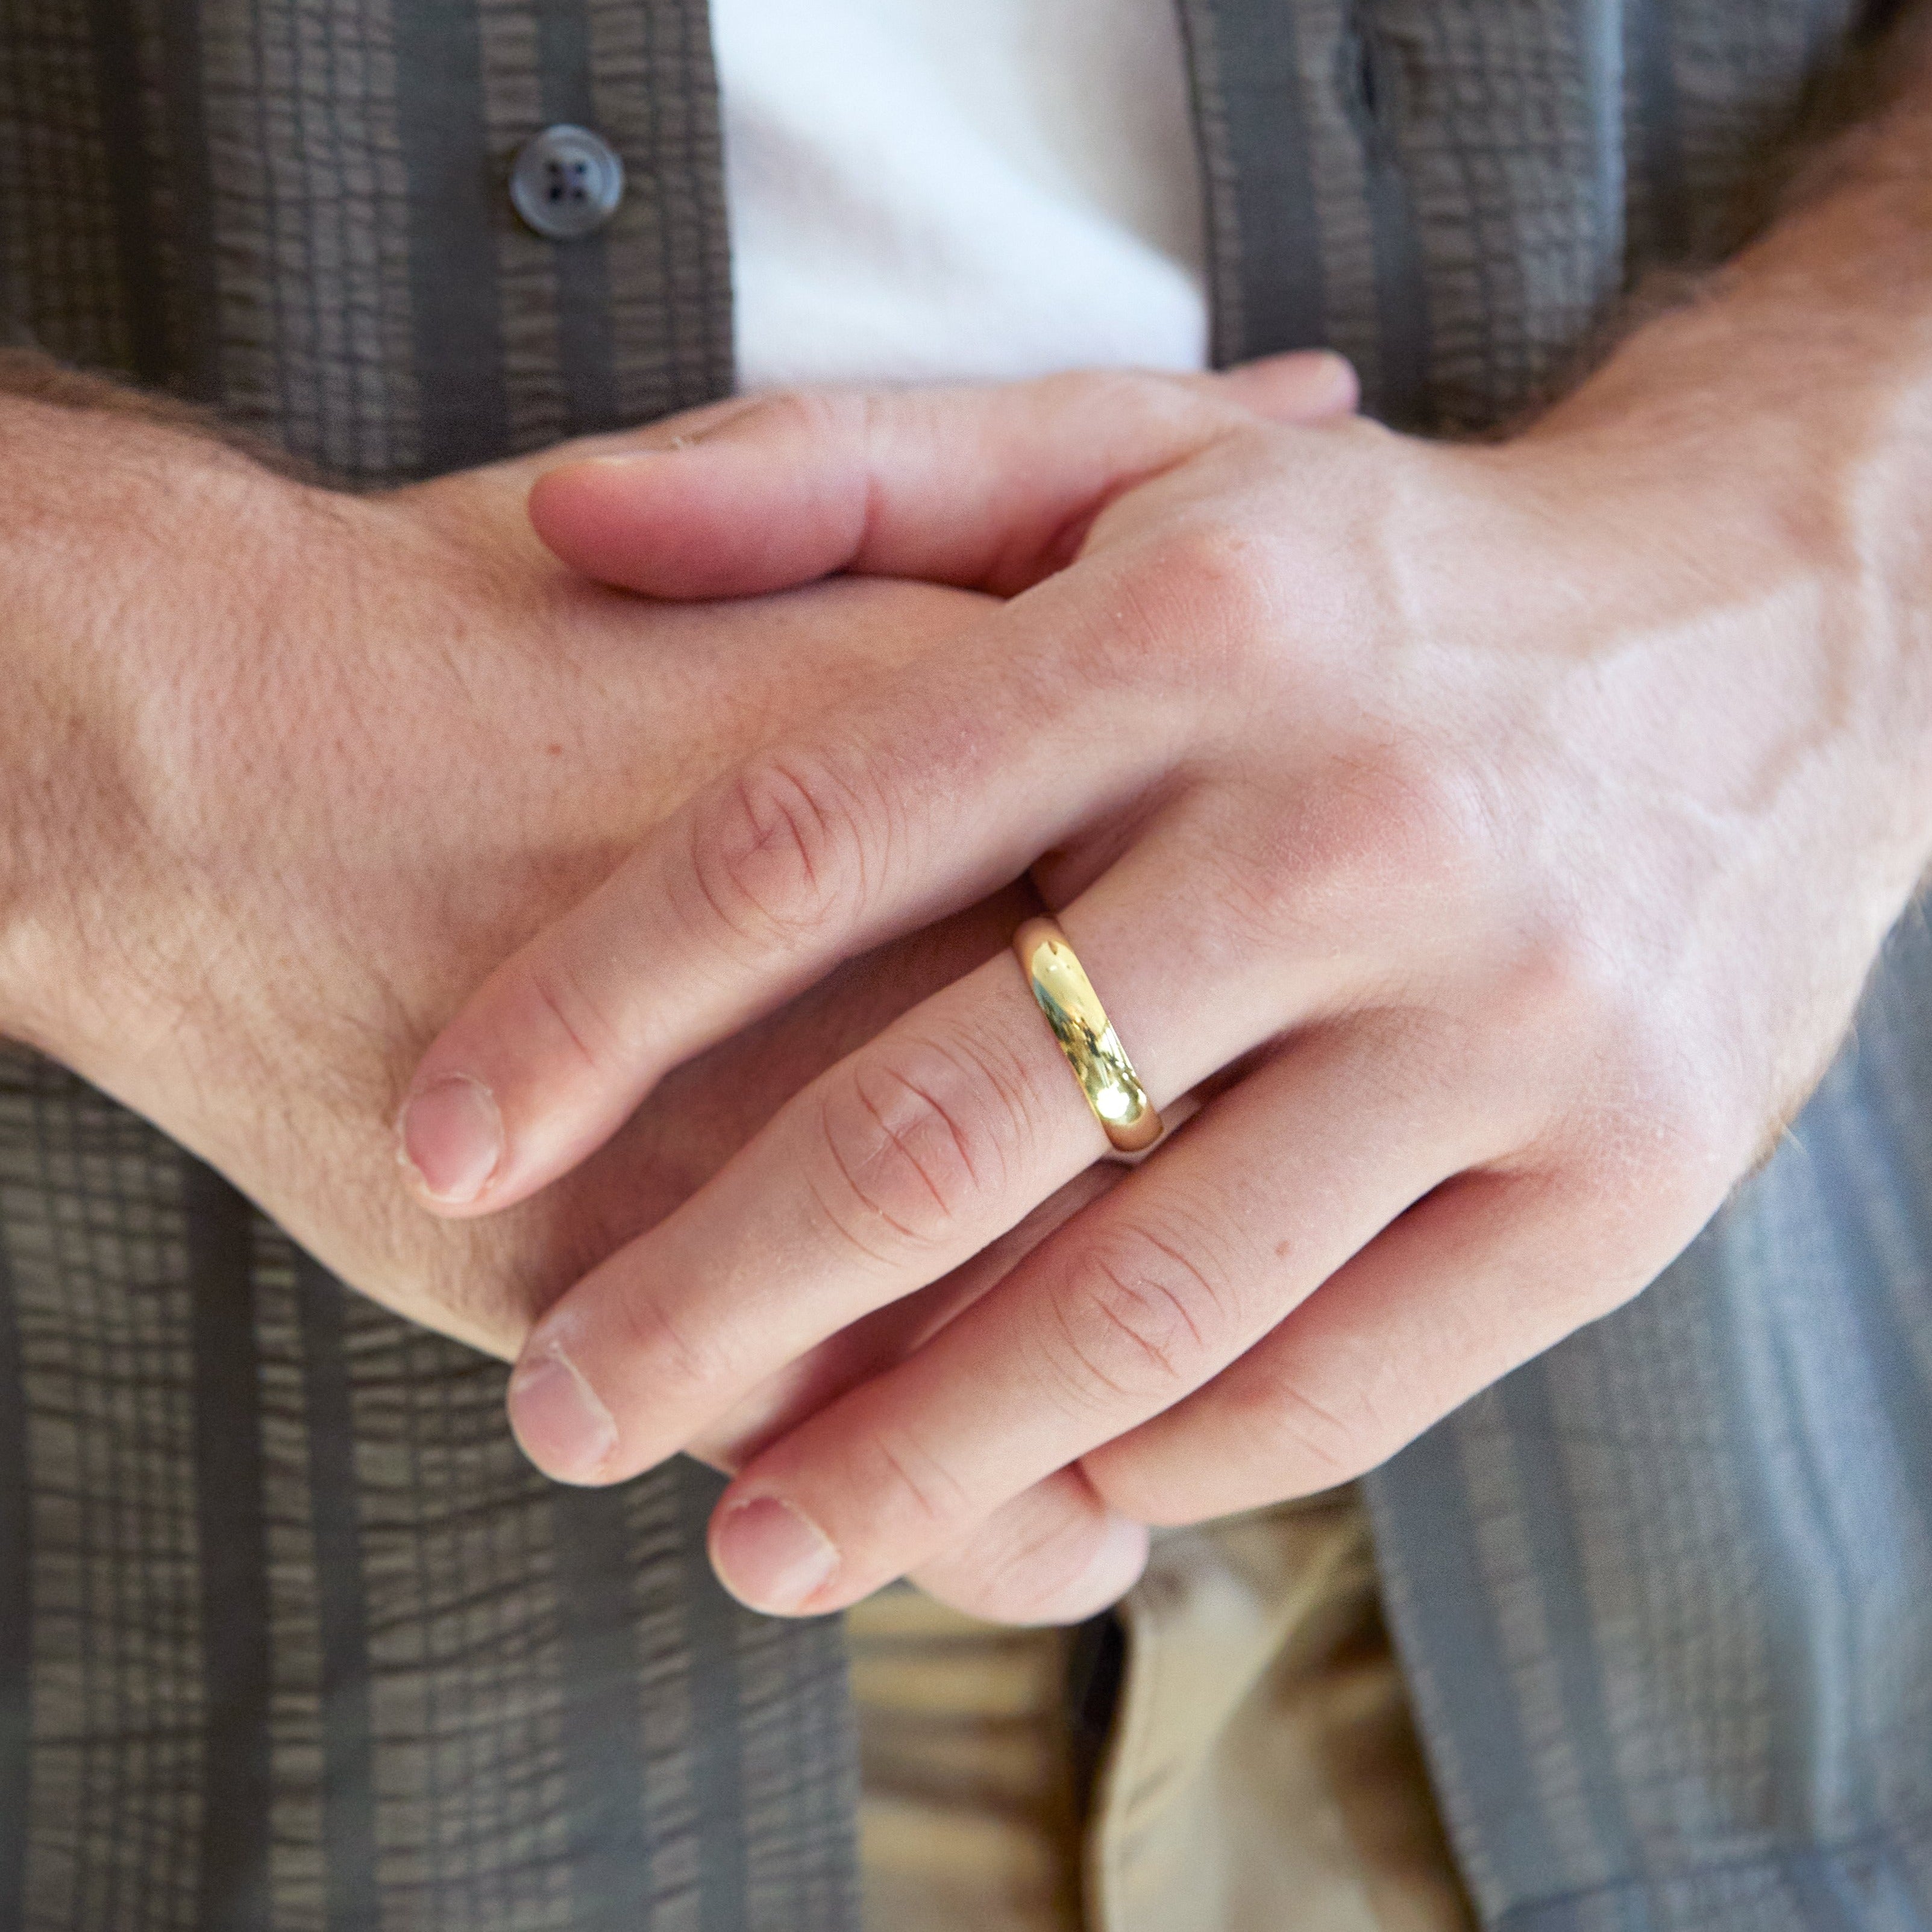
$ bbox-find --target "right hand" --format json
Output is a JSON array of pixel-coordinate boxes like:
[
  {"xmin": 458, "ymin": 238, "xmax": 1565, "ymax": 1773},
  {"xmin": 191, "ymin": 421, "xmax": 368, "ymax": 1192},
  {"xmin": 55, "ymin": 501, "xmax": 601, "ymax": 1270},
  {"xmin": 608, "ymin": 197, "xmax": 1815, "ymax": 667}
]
[
  {"xmin": 0, "ymin": 389, "xmax": 1013, "ymax": 1356},
  {"xmin": 0, "ymin": 376, "xmax": 1311, "ymax": 1625},
  {"xmin": 0, "ymin": 386, "xmax": 1166, "ymax": 1621}
]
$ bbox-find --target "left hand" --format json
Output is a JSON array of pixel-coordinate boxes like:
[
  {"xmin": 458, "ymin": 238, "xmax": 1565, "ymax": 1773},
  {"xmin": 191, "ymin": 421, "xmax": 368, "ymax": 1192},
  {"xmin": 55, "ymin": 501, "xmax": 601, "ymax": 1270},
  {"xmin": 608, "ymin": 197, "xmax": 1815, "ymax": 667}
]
[{"xmin": 403, "ymin": 356, "xmax": 1930, "ymax": 1617}]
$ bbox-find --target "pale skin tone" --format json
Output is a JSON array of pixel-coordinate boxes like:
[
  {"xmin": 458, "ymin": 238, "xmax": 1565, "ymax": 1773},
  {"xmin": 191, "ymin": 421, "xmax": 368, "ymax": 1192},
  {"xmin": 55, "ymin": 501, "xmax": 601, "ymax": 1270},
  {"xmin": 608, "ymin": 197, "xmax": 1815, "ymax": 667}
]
[
  {"xmin": 400, "ymin": 28, "xmax": 1932, "ymax": 1619},
  {"xmin": 0, "ymin": 350, "xmax": 1353, "ymax": 1623}
]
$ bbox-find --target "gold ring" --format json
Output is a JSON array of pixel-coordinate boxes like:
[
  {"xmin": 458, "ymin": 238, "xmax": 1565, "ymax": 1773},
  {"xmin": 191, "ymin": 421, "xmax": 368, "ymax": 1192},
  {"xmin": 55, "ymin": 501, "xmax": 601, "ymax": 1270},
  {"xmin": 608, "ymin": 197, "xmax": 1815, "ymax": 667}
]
[{"xmin": 1012, "ymin": 917, "xmax": 1163, "ymax": 1153}]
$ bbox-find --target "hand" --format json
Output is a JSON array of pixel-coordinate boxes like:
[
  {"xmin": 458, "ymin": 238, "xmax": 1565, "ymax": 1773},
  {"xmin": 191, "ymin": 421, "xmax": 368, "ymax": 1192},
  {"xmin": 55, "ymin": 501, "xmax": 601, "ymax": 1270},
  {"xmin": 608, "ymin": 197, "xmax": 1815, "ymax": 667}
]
[
  {"xmin": 0, "ymin": 384, "xmax": 1224, "ymax": 1622},
  {"xmin": 406, "ymin": 342, "xmax": 1927, "ymax": 1619},
  {"xmin": 2, "ymin": 399, "xmax": 1007, "ymax": 1347}
]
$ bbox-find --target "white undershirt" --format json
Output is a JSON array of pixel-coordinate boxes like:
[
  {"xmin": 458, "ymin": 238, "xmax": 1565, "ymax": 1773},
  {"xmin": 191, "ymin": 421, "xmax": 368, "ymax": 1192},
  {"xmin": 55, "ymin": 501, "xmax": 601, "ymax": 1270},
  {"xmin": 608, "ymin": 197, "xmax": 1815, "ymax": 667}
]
[{"xmin": 709, "ymin": 0, "xmax": 1212, "ymax": 392}]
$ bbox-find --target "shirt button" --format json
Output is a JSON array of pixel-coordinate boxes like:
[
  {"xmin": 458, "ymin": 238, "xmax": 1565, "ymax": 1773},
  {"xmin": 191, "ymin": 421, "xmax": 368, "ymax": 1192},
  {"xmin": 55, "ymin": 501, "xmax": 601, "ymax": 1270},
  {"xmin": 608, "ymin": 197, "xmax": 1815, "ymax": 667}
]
[{"xmin": 510, "ymin": 124, "xmax": 625, "ymax": 240}]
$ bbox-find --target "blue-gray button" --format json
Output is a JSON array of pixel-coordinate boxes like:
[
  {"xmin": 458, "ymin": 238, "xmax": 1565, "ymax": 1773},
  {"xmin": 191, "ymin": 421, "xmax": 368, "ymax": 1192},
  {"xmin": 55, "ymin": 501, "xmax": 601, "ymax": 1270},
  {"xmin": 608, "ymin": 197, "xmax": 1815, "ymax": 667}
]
[{"xmin": 510, "ymin": 124, "xmax": 624, "ymax": 240}]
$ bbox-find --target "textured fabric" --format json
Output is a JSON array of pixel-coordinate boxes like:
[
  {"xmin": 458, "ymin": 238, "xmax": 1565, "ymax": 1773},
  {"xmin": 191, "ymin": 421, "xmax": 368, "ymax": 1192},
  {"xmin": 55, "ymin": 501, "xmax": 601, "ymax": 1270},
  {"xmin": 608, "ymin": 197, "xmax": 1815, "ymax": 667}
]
[
  {"xmin": 0, "ymin": 0, "xmax": 733, "ymax": 482},
  {"xmin": 0, "ymin": 1038, "xmax": 858, "ymax": 1932},
  {"xmin": 1369, "ymin": 905, "xmax": 1932, "ymax": 1932},
  {"xmin": 1173, "ymin": 1, "xmax": 1932, "ymax": 1926},
  {"xmin": 1178, "ymin": 0, "xmax": 1864, "ymax": 430},
  {"xmin": 0, "ymin": 5, "xmax": 859, "ymax": 1928},
  {"xmin": 2, "ymin": 2, "xmax": 1915, "ymax": 1928}
]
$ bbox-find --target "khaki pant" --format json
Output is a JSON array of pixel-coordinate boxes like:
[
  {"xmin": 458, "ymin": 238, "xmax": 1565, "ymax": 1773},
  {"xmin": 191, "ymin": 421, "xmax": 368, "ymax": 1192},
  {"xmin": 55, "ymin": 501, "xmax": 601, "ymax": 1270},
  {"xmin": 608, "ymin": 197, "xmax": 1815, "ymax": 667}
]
[{"xmin": 851, "ymin": 1488, "xmax": 1473, "ymax": 1932}]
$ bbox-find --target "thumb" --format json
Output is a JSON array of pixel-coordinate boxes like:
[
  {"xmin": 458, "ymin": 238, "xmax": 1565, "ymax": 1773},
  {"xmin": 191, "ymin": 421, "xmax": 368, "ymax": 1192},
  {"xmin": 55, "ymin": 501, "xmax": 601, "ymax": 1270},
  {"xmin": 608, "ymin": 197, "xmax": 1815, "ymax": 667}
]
[{"xmin": 527, "ymin": 351, "xmax": 1355, "ymax": 601}]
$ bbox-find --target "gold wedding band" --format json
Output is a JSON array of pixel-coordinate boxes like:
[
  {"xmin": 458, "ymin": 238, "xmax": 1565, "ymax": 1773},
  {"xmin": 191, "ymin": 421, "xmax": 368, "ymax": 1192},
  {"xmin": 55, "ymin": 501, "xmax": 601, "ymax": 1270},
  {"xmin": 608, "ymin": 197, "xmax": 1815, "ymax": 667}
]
[{"xmin": 1012, "ymin": 917, "xmax": 1163, "ymax": 1153}]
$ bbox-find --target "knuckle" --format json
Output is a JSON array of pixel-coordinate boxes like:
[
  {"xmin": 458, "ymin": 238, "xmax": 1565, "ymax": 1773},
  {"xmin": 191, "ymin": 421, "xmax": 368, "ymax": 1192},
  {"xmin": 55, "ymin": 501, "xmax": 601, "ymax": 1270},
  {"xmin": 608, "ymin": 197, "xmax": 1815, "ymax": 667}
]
[
  {"xmin": 607, "ymin": 1288, "xmax": 729, "ymax": 1411},
  {"xmin": 1155, "ymin": 519, "xmax": 1279, "ymax": 650},
  {"xmin": 1044, "ymin": 1226, "xmax": 1234, "ymax": 1411},
  {"xmin": 1561, "ymin": 1009, "xmax": 1747, "ymax": 1218},
  {"xmin": 1228, "ymin": 1360, "xmax": 1378, "ymax": 1494},
  {"xmin": 1328, "ymin": 741, "xmax": 1488, "ymax": 892},
  {"xmin": 1048, "ymin": 366, "xmax": 1191, "ymax": 428},
  {"xmin": 1487, "ymin": 915, "xmax": 1742, "ymax": 1197},
  {"xmin": 1156, "ymin": 516, "xmax": 1270, "ymax": 605},
  {"xmin": 738, "ymin": 386, "xmax": 855, "ymax": 448},
  {"xmin": 1230, "ymin": 740, "xmax": 1493, "ymax": 945},
  {"xmin": 1492, "ymin": 915, "xmax": 1620, "ymax": 1038},
  {"xmin": 810, "ymin": 1033, "xmax": 1032, "ymax": 1259},
  {"xmin": 924, "ymin": 1491, "xmax": 1117, "ymax": 1622},
  {"xmin": 1073, "ymin": 521, "xmax": 1276, "ymax": 696},
  {"xmin": 513, "ymin": 948, "xmax": 630, "ymax": 1077},
  {"xmin": 862, "ymin": 1425, "xmax": 973, "ymax": 1534},
  {"xmin": 688, "ymin": 750, "xmax": 876, "ymax": 950}
]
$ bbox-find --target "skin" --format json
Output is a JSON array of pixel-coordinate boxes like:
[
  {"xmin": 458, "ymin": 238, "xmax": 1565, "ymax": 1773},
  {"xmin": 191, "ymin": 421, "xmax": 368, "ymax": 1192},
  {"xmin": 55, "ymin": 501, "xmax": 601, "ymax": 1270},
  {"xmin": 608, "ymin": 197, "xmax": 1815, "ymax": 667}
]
[
  {"xmin": 403, "ymin": 30, "xmax": 1932, "ymax": 1620},
  {"xmin": 0, "ymin": 354, "xmax": 1353, "ymax": 1626}
]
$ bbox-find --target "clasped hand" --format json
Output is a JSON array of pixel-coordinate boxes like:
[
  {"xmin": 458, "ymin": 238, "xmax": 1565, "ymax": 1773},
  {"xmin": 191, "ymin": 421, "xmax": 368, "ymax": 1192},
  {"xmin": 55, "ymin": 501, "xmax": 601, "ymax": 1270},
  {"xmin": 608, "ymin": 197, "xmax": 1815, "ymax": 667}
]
[{"xmin": 401, "ymin": 353, "xmax": 1922, "ymax": 1619}]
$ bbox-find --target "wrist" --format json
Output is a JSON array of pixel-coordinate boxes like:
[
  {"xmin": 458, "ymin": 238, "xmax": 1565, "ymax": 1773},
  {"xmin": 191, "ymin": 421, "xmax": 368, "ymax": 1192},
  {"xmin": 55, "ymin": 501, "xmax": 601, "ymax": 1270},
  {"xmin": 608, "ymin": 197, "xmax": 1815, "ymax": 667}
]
[
  {"xmin": 1524, "ymin": 83, "xmax": 1932, "ymax": 698},
  {"xmin": 0, "ymin": 393, "xmax": 309, "ymax": 1059},
  {"xmin": 1482, "ymin": 275, "xmax": 1932, "ymax": 1091},
  {"xmin": 1576, "ymin": 374, "xmax": 1925, "ymax": 824}
]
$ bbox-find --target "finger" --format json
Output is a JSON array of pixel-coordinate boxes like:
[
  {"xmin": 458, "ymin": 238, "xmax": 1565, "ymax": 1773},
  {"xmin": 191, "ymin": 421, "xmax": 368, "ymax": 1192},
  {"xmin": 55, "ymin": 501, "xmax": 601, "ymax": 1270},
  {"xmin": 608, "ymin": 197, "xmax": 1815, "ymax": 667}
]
[
  {"xmin": 1217, "ymin": 351, "xmax": 1360, "ymax": 420},
  {"xmin": 906, "ymin": 1469, "xmax": 1149, "ymax": 1626},
  {"xmin": 398, "ymin": 562, "xmax": 1211, "ymax": 1215},
  {"xmin": 682, "ymin": 1168, "xmax": 1147, "ymax": 1629},
  {"xmin": 500, "ymin": 844, "xmax": 1309, "ymax": 1484},
  {"xmin": 686, "ymin": 1161, "xmax": 1128, "ymax": 1474},
  {"xmin": 1082, "ymin": 1169, "xmax": 1650, "ymax": 1523},
  {"xmin": 683, "ymin": 1160, "xmax": 1146, "ymax": 1631},
  {"xmin": 527, "ymin": 354, "xmax": 1356, "ymax": 601},
  {"xmin": 703, "ymin": 1015, "xmax": 1520, "ymax": 1615}
]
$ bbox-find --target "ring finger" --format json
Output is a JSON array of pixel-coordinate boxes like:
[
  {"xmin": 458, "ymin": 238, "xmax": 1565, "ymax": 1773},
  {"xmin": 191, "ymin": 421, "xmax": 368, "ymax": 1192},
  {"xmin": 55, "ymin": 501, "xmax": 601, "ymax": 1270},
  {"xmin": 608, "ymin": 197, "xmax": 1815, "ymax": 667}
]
[
  {"xmin": 505, "ymin": 836, "xmax": 1319, "ymax": 1485},
  {"xmin": 703, "ymin": 1012, "xmax": 1528, "ymax": 1614}
]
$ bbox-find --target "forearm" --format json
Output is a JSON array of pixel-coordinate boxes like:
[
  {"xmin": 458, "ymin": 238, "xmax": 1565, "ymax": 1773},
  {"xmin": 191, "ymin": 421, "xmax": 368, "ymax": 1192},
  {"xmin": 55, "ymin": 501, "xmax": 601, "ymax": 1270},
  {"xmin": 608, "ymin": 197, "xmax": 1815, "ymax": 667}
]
[
  {"xmin": 1513, "ymin": 24, "xmax": 1932, "ymax": 918},
  {"xmin": 0, "ymin": 360, "xmax": 300, "ymax": 1055},
  {"xmin": 1537, "ymin": 16, "xmax": 1932, "ymax": 603}
]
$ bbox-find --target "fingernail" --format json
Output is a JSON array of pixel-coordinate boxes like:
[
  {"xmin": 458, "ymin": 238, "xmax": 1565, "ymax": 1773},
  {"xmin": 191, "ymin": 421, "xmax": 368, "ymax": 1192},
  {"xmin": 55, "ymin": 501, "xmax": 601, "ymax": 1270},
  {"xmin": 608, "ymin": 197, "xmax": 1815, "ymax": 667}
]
[
  {"xmin": 508, "ymin": 1344, "xmax": 618, "ymax": 1481},
  {"xmin": 397, "ymin": 1074, "xmax": 503, "ymax": 1205},
  {"xmin": 1309, "ymin": 350, "xmax": 1359, "ymax": 407},
  {"xmin": 712, "ymin": 1496, "xmax": 839, "ymax": 1614}
]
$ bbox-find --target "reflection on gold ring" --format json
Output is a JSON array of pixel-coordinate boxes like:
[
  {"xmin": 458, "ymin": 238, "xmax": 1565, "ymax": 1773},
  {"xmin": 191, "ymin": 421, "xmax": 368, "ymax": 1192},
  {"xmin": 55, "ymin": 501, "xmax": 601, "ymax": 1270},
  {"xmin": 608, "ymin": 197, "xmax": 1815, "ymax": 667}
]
[{"xmin": 1012, "ymin": 917, "xmax": 1162, "ymax": 1155}]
